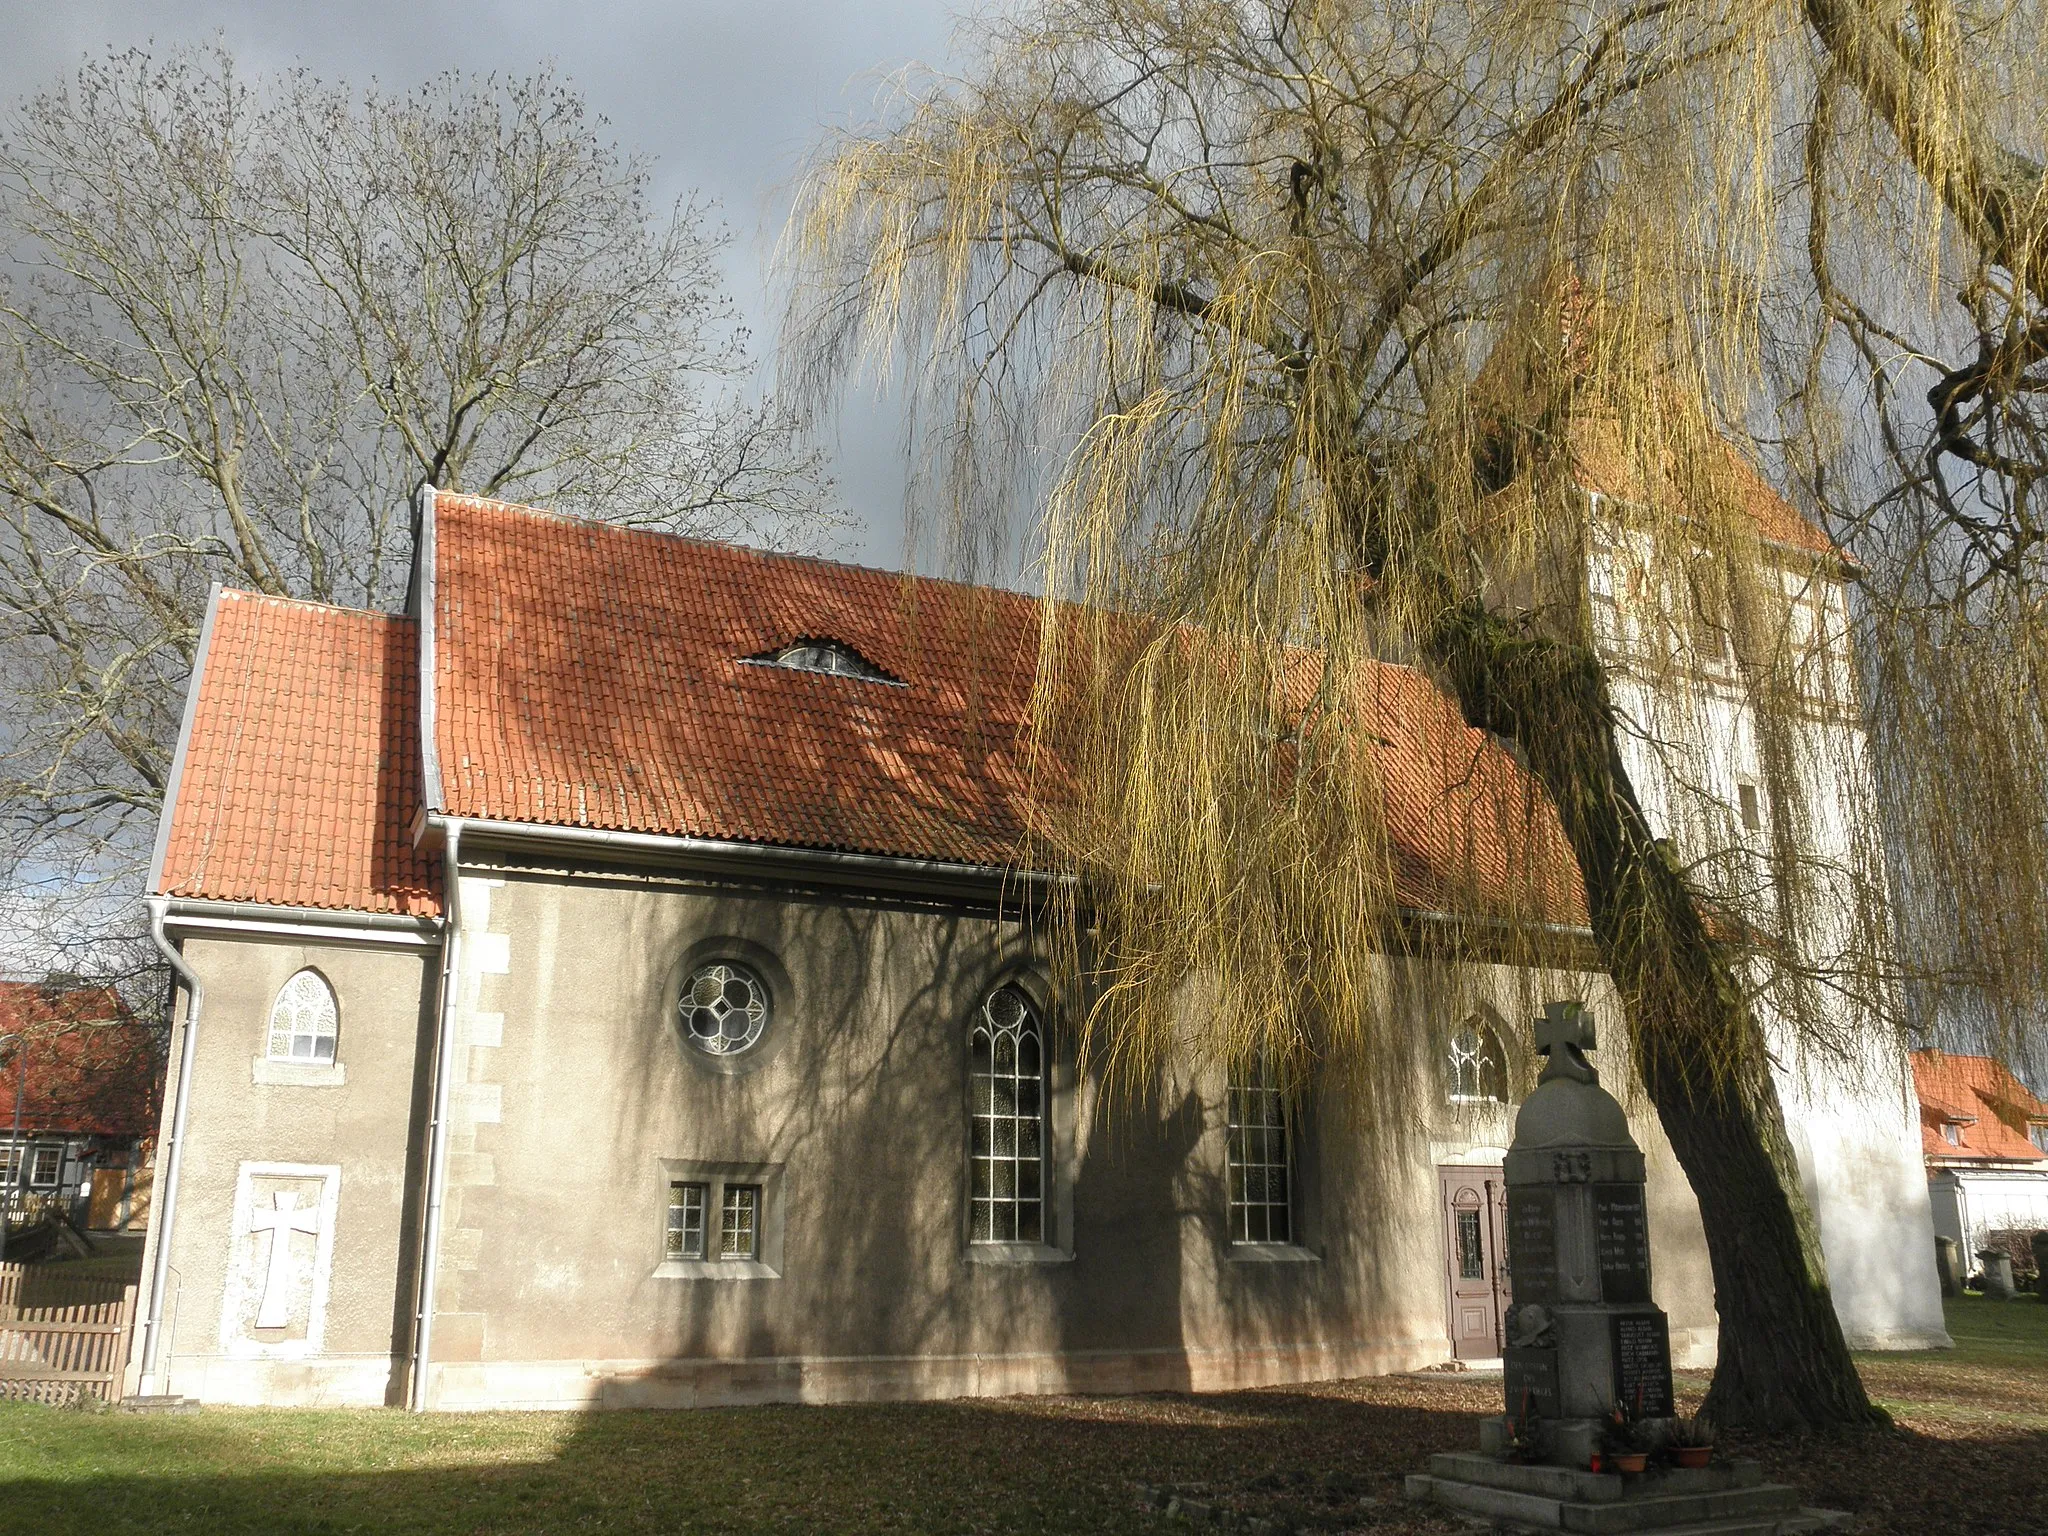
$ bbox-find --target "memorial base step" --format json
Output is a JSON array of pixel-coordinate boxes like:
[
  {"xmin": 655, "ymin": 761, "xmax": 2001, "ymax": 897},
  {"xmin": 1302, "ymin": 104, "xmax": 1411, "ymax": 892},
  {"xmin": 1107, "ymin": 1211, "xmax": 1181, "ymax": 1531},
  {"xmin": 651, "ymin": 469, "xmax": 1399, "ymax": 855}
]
[{"xmin": 1404, "ymin": 1455, "xmax": 1850, "ymax": 1534}]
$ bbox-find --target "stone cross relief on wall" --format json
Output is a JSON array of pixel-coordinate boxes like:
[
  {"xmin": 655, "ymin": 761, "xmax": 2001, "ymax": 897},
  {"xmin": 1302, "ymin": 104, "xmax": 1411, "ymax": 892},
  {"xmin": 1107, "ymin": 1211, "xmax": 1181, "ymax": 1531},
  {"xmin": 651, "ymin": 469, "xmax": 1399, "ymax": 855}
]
[
  {"xmin": 219, "ymin": 1162, "xmax": 340, "ymax": 1358},
  {"xmin": 249, "ymin": 1191, "xmax": 323, "ymax": 1328}
]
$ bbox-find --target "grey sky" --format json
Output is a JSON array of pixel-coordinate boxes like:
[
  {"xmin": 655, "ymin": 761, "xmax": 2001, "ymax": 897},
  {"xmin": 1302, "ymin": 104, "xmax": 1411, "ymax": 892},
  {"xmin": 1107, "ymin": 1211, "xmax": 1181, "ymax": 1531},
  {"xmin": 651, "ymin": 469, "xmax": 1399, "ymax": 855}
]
[{"xmin": 0, "ymin": 0, "xmax": 972, "ymax": 565}]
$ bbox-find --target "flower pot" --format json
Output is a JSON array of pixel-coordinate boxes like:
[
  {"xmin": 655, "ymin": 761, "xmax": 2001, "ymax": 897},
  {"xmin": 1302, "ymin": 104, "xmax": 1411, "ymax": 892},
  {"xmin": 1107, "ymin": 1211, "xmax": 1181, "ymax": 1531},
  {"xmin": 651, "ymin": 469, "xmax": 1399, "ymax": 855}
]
[
  {"xmin": 1673, "ymin": 1446, "xmax": 1712, "ymax": 1469},
  {"xmin": 1610, "ymin": 1452, "xmax": 1649, "ymax": 1474}
]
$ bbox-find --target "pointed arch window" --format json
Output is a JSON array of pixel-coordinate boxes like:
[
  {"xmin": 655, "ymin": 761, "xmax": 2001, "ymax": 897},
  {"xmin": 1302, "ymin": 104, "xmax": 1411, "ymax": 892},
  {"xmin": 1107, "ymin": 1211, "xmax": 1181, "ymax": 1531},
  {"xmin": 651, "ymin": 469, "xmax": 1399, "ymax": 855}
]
[
  {"xmin": 1447, "ymin": 1017, "xmax": 1509, "ymax": 1104},
  {"xmin": 969, "ymin": 985, "xmax": 1044, "ymax": 1243},
  {"xmin": 268, "ymin": 970, "xmax": 338, "ymax": 1064}
]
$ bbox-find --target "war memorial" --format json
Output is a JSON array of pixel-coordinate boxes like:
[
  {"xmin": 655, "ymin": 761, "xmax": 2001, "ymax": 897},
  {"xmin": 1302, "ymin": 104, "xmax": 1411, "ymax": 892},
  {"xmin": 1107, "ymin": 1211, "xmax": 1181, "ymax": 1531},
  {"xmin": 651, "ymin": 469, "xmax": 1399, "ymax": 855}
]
[{"xmin": 1407, "ymin": 1004, "xmax": 1853, "ymax": 1534}]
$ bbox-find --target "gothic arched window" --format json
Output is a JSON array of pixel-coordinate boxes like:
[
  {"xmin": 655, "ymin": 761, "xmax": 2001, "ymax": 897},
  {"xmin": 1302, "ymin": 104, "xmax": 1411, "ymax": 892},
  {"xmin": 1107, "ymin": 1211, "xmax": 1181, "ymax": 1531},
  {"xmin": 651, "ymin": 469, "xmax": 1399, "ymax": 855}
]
[
  {"xmin": 969, "ymin": 985, "xmax": 1044, "ymax": 1243},
  {"xmin": 1447, "ymin": 1017, "xmax": 1509, "ymax": 1104},
  {"xmin": 268, "ymin": 969, "xmax": 338, "ymax": 1064}
]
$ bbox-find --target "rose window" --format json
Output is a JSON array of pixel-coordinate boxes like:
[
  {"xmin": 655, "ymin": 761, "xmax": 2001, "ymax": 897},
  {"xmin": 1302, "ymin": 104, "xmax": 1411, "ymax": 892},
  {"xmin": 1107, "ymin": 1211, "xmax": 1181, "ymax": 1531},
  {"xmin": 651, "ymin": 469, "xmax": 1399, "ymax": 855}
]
[{"xmin": 680, "ymin": 962, "xmax": 769, "ymax": 1056}]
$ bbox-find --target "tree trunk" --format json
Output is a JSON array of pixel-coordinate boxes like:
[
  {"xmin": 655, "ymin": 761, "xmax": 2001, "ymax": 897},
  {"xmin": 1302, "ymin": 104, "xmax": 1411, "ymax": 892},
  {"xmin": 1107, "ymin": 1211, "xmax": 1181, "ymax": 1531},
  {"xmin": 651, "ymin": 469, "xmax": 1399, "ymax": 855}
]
[{"xmin": 1429, "ymin": 601, "xmax": 1885, "ymax": 1431}]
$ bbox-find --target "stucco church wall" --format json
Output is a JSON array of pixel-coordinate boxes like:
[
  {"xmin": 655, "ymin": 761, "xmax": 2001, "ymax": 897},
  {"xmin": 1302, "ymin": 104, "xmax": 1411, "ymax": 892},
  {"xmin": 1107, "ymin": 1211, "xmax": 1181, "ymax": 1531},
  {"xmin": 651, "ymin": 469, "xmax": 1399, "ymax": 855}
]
[
  {"xmin": 142, "ymin": 935, "xmax": 434, "ymax": 1406},
  {"xmin": 414, "ymin": 867, "xmax": 1717, "ymax": 1410},
  {"xmin": 1777, "ymin": 1035, "xmax": 1951, "ymax": 1349}
]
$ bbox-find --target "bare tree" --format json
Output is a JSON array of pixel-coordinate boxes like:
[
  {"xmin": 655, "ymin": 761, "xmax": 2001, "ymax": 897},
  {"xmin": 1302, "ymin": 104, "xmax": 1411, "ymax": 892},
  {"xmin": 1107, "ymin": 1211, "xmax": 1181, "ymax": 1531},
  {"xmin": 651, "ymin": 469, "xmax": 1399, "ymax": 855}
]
[
  {"xmin": 0, "ymin": 47, "xmax": 837, "ymax": 936},
  {"xmin": 785, "ymin": 0, "xmax": 2048, "ymax": 1428}
]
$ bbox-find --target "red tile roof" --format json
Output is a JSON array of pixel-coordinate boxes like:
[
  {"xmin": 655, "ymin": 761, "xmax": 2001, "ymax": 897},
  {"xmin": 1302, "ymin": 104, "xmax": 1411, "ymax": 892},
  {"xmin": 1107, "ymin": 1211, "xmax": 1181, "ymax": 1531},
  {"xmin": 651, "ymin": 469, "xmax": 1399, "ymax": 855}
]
[
  {"xmin": 153, "ymin": 591, "xmax": 440, "ymax": 915},
  {"xmin": 0, "ymin": 982, "xmax": 160, "ymax": 1139},
  {"xmin": 1912, "ymin": 1049, "xmax": 2048, "ymax": 1164},
  {"xmin": 1567, "ymin": 417, "xmax": 1851, "ymax": 565},
  {"xmin": 152, "ymin": 494, "xmax": 1588, "ymax": 927},
  {"xmin": 425, "ymin": 494, "xmax": 1586, "ymax": 923}
]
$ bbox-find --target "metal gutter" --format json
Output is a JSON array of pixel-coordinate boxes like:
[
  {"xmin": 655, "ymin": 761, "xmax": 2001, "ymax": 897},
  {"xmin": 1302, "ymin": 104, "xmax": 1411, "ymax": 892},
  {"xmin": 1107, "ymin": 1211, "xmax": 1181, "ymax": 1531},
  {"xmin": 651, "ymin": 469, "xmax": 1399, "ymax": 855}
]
[
  {"xmin": 432, "ymin": 815, "xmax": 1067, "ymax": 905},
  {"xmin": 160, "ymin": 899, "xmax": 442, "ymax": 948},
  {"xmin": 431, "ymin": 817, "xmax": 1592, "ymax": 950},
  {"xmin": 146, "ymin": 584, "xmax": 223, "ymax": 895},
  {"xmin": 138, "ymin": 896, "xmax": 203, "ymax": 1397},
  {"xmin": 408, "ymin": 817, "xmax": 464, "ymax": 1411}
]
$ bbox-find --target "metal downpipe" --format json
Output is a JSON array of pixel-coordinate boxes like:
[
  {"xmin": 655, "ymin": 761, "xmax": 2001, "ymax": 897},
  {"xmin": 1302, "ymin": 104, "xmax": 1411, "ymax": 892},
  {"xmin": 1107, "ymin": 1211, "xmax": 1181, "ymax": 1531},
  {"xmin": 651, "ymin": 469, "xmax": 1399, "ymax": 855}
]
[
  {"xmin": 139, "ymin": 895, "xmax": 204, "ymax": 1397},
  {"xmin": 409, "ymin": 817, "xmax": 464, "ymax": 1411}
]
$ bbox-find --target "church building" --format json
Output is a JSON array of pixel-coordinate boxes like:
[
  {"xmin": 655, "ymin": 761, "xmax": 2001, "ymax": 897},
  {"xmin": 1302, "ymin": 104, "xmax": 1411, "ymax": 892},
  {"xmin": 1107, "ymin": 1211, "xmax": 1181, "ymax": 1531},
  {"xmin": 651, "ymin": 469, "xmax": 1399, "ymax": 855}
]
[{"xmin": 129, "ymin": 486, "xmax": 1947, "ymax": 1409}]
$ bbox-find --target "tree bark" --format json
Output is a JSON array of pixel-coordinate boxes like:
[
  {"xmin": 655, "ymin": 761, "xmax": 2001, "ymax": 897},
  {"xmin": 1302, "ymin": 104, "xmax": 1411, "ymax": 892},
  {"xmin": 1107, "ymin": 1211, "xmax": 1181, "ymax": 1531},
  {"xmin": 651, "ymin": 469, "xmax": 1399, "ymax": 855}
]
[{"xmin": 1429, "ymin": 601, "xmax": 1886, "ymax": 1431}]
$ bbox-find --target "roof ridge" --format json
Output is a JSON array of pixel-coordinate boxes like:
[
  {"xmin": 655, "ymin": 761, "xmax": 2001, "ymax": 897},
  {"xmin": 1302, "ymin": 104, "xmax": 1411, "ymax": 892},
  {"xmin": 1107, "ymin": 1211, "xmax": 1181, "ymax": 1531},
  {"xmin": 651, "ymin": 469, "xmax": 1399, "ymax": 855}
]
[
  {"xmin": 214, "ymin": 587, "xmax": 415, "ymax": 623},
  {"xmin": 433, "ymin": 492, "xmax": 1048, "ymax": 609}
]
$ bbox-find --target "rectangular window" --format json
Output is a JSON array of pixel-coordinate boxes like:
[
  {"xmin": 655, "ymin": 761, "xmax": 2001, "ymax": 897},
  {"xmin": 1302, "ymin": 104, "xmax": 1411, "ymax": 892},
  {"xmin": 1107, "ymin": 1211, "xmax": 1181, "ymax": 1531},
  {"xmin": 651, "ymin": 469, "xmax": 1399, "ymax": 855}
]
[
  {"xmin": 1737, "ymin": 782, "xmax": 1762, "ymax": 833},
  {"xmin": 0, "ymin": 1145, "xmax": 19, "ymax": 1183},
  {"xmin": 1943, "ymin": 1123, "xmax": 1963, "ymax": 1146},
  {"xmin": 1684, "ymin": 552, "xmax": 1731, "ymax": 662},
  {"xmin": 720, "ymin": 1184, "xmax": 760, "ymax": 1260},
  {"xmin": 666, "ymin": 1181, "xmax": 707, "ymax": 1259},
  {"xmin": 1227, "ymin": 1067, "xmax": 1293, "ymax": 1245},
  {"xmin": 29, "ymin": 1145, "xmax": 61, "ymax": 1186},
  {"xmin": 2031, "ymin": 1123, "xmax": 2048, "ymax": 1153},
  {"xmin": 1456, "ymin": 1208, "xmax": 1485, "ymax": 1279}
]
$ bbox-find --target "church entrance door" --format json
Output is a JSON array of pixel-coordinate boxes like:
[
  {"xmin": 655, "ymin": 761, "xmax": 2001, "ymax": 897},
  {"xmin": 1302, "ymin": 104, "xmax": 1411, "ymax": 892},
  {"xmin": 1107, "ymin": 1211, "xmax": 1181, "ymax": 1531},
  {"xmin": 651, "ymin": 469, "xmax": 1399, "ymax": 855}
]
[{"xmin": 1438, "ymin": 1164, "xmax": 1509, "ymax": 1360}]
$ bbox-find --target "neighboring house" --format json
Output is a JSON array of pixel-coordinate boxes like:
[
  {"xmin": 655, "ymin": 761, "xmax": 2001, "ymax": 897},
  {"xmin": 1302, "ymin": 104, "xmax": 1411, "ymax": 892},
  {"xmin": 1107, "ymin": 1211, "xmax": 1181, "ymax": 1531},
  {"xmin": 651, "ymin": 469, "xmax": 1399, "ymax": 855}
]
[
  {"xmin": 130, "ymin": 487, "xmax": 1945, "ymax": 1410},
  {"xmin": 1913, "ymin": 1048, "xmax": 2048, "ymax": 1266},
  {"xmin": 0, "ymin": 979, "xmax": 161, "ymax": 1232}
]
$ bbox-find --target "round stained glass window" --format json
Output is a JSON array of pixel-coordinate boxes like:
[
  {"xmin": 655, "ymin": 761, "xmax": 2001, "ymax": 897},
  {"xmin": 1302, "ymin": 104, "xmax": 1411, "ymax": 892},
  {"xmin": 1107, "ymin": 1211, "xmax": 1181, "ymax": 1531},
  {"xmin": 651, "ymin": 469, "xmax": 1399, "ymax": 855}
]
[{"xmin": 679, "ymin": 962, "xmax": 769, "ymax": 1056}]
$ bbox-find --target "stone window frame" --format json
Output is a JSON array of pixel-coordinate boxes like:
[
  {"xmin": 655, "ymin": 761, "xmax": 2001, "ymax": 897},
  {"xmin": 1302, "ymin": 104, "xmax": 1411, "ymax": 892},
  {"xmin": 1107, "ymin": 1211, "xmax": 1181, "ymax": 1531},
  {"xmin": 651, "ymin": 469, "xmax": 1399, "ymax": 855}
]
[
  {"xmin": 961, "ymin": 964, "xmax": 1076, "ymax": 1266},
  {"xmin": 654, "ymin": 1159, "xmax": 784, "ymax": 1281}
]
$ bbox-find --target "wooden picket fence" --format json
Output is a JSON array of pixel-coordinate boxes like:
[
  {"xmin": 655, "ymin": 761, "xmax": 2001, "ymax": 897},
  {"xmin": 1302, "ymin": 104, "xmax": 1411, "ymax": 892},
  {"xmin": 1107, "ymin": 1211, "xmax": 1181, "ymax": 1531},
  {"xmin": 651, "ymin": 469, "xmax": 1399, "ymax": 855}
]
[{"xmin": 0, "ymin": 1261, "xmax": 137, "ymax": 1406}]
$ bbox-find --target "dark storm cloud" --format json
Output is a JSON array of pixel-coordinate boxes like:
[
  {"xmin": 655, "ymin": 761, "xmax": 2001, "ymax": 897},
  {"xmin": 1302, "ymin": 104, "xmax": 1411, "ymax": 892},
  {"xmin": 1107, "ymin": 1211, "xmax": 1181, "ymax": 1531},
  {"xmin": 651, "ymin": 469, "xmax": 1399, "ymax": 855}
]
[{"xmin": 0, "ymin": 0, "xmax": 968, "ymax": 562}]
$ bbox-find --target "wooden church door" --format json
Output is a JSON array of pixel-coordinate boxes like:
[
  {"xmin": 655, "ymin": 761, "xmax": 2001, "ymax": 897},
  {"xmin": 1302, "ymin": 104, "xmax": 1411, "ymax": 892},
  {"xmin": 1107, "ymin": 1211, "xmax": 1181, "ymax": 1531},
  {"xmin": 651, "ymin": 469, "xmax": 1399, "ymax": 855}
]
[{"xmin": 1438, "ymin": 1164, "xmax": 1510, "ymax": 1359}]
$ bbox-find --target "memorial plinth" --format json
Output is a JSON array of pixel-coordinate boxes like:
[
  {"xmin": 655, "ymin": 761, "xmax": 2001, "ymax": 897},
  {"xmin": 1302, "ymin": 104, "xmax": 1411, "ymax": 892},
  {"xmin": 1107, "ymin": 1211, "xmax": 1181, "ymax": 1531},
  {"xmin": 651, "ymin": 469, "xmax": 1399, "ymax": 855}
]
[{"xmin": 1405, "ymin": 1002, "xmax": 1849, "ymax": 1534}]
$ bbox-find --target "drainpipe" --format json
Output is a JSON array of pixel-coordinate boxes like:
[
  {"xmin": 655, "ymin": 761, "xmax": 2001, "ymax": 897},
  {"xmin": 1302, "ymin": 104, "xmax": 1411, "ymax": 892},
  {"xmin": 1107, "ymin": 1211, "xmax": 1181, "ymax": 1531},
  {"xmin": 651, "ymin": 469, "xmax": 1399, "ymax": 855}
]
[
  {"xmin": 140, "ymin": 895, "xmax": 203, "ymax": 1397},
  {"xmin": 0, "ymin": 1032, "xmax": 22, "ymax": 1264},
  {"xmin": 409, "ymin": 817, "xmax": 464, "ymax": 1412}
]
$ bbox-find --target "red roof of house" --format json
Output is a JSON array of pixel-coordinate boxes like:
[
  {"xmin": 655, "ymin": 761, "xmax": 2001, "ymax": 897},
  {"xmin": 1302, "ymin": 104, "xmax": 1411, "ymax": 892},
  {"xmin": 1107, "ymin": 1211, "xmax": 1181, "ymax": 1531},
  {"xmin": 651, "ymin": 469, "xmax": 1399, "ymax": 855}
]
[
  {"xmin": 0, "ymin": 981, "xmax": 160, "ymax": 1139},
  {"xmin": 1567, "ymin": 417, "xmax": 1850, "ymax": 565},
  {"xmin": 425, "ymin": 494, "xmax": 1586, "ymax": 922},
  {"xmin": 1912, "ymin": 1049, "xmax": 2048, "ymax": 1164},
  {"xmin": 153, "ymin": 493, "xmax": 1587, "ymax": 927},
  {"xmin": 153, "ymin": 591, "xmax": 440, "ymax": 916}
]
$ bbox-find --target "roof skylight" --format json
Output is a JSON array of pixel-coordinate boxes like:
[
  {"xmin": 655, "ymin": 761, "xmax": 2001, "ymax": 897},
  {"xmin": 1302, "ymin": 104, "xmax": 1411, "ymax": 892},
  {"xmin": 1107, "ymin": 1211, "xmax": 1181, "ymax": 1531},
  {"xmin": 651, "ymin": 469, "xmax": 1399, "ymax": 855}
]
[{"xmin": 746, "ymin": 639, "xmax": 901, "ymax": 684}]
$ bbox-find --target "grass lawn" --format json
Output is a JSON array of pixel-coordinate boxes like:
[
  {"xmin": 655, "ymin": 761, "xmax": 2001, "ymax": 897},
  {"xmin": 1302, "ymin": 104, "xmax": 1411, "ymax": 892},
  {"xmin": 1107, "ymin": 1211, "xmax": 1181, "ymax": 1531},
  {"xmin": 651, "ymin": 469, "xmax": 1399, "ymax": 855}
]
[{"xmin": 2, "ymin": 1298, "xmax": 2043, "ymax": 1535}]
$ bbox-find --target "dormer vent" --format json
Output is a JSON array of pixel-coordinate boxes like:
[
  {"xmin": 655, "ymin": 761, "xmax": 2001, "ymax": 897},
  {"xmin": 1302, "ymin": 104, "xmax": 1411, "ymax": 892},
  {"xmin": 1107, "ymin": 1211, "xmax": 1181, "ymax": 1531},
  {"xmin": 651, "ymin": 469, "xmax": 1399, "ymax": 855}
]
[{"xmin": 745, "ymin": 639, "xmax": 901, "ymax": 685}]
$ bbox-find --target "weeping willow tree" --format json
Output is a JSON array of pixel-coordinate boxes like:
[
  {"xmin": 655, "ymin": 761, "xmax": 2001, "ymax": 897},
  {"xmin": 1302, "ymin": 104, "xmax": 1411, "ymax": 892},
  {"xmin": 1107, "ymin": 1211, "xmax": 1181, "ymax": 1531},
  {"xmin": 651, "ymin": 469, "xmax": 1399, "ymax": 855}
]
[{"xmin": 782, "ymin": 0, "xmax": 2048, "ymax": 1429}]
